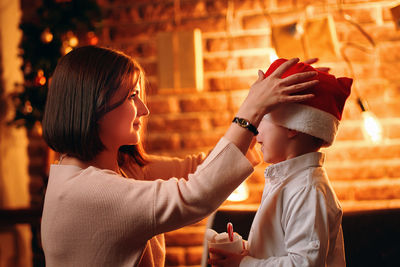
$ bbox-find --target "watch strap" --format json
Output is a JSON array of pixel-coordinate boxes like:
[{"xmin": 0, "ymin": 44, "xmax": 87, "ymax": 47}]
[{"xmin": 232, "ymin": 117, "xmax": 259, "ymax": 135}]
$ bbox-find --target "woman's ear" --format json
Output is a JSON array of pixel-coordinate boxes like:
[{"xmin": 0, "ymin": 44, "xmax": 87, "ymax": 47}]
[{"xmin": 287, "ymin": 129, "xmax": 299, "ymax": 139}]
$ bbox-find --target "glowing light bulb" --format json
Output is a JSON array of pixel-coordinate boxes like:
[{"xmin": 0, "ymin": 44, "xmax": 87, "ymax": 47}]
[
  {"xmin": 295, "ymin": 23, "xmax": 305, "ymax": 36},
  {"xmin": 361, "ymin": 111, "xmax": 382, "ymax": 143},
  {"xmin": 227, "ymin": 181, "xmax": 249, "ymax": 202}
]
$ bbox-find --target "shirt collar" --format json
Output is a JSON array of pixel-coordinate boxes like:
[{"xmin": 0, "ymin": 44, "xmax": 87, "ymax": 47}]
[{"xmin": 264, "ymin": 152, "xmax": 325, "ymax": 183}]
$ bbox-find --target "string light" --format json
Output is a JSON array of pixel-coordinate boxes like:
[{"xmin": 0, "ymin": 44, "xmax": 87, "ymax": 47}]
[{"xmin": 337, "ymin": 2, "xmax": 383, "ymax": 144}]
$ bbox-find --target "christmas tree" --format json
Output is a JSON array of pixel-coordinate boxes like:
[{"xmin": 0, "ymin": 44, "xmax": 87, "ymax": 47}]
[{"xmin": 11, "ymin": 0, "xmax": 102, "ymax": 129}]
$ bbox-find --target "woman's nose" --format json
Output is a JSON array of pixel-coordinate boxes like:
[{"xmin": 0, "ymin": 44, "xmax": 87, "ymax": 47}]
[{"xmin": 137, "ymin": 98, "xmax": 150, "ymax": 117}]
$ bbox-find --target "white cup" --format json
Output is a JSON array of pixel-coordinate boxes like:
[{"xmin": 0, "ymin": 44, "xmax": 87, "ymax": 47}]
[{"xmin": 207, "ymin": 231, "xmax": 244, "ymax": 260}]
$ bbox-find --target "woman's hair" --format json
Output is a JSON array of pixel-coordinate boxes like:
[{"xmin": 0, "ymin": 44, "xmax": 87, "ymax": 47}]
[{"xmin": 42, "ymin": 46, "xmax": 148, "ymax": 166}]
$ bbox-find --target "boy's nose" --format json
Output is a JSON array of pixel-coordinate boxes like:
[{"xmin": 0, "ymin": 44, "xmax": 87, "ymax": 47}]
[{"xmin": 256, "ymin": 134, "xmax": 261, "ymax": 143}]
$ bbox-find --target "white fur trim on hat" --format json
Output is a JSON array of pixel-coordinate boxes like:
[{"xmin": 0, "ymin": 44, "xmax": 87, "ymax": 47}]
[{"xmin": 263, "ymin": 103, "xmax": 340, "ymax": 146}]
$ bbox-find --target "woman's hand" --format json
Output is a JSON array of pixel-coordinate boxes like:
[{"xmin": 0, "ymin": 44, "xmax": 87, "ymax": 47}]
[
  {"xmin": 224, "ymin": 58, "xmax": 318, "ymax": 155},
  {"xmin": 236, "ymin": 58, "xmax": 318, "ymax": 126},
  {"xmin": 208, "ymin": 248, "xmax": 249, "ymax": 267},
  {"xmin": 245, "ymin": 137, "xmax": 262, "ymax": 167},
  {"xmin": 304, "ymin": 57, "xmax": 330, "ymax": 73}
]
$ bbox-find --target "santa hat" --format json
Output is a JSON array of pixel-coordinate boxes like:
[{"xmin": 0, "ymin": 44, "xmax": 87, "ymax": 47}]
[{"xmin": 263, "ymin": 58, "xmax": 352, "ymax": 146}]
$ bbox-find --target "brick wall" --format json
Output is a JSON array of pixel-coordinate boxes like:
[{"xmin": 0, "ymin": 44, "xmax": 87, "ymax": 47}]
[
  {"xmin": 95, "ymin": 0, "xmax": 400, "ymax": 266},
  {"xmin": 97, "ymin": 0, "xmax": 400, "ymax": 266},
  {"xmin": 21, "ymin": 0, "xmax": 400, "ymax": 266}
]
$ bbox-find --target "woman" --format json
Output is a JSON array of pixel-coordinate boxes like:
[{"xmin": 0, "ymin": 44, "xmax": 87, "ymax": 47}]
[{"xmin": 41, "ymin": 46, "xmax": 318, "ymax": 266}]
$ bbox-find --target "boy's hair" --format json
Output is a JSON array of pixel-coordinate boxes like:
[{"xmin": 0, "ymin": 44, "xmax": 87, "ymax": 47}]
[
  {"xmin": 311, "ymin": 136, "xmax": 326, "ymax": 149},
  {"xmin": 286, "ymin": 125, "xmax": 326, "ymax": 150},
  {"xmin": 300, "ymin": 131, "xmax": 327, "ymax": 149},
  {"xmin": 42, "ymin": 46, "xmax": 147, "ymax": 165}
]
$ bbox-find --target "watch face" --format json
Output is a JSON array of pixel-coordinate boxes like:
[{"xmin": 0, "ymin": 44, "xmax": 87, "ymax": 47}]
[
  {"xmin": 233, "ymin": 117, "xmax": 258, "ymax": 135},
  {"xmin": 238, "ymin": 118, "xmax": 249, "ymax": 127}
]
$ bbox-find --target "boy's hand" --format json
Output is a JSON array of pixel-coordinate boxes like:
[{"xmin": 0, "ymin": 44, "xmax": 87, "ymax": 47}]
[{"xmin": 208, "ymin": 248, "xmax": 249, "ymax": 267}]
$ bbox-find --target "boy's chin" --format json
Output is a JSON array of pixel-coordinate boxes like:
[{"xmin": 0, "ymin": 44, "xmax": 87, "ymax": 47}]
[
  {"xmin": 263, "ymin": 155, "xmax": 273, "ymax": 164},
  {"xmin": 263, "ymin": 156, "xmax": 280, "ymax": 164}
]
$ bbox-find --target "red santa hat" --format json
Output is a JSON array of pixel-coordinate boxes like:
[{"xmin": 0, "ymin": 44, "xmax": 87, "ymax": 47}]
[{"xmin": 263, "ymin": 58, "xmax": 352, "ymax": 146}]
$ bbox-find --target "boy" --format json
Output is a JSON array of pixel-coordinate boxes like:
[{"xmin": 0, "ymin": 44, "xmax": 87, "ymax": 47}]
[{"xmin": 209, "ymin": 59, "xmax": 352, "ymax": 266}]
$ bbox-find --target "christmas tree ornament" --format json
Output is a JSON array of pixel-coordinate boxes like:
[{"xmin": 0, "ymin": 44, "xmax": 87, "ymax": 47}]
[
  {"xmin": 41, "ymin": 28, "xmax": 53, "ymax": 43},
  {"xmin": 34, "ymin": 70, "xmax": 47, "ymax": 86},
  {"xmin": 23, "ymin": 101, "xmax": 33, "ymax": 114},
  {"xmin": 87, "ymin": 31, "xmax": 98, "ymax": 45},
  {"xmin": 66, "ymin": 31, "xmax": 79, "ymax": 47}
]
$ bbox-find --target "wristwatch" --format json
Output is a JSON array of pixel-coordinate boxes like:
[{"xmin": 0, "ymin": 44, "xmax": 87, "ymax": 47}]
[{"xmin": 232, "ymin": 117, "xmax": 259, "ymax": 135}]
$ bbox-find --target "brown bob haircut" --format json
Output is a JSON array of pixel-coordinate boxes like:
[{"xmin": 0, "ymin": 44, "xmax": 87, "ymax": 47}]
[{"xmin": 42, "ymin": 46, "xmax": 147, "ymax": 166}]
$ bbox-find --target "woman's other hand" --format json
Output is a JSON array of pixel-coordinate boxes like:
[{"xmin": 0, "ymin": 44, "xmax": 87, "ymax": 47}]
[{"xmin": 208, "ymin": 248, "xmax": 249, "ymax": 267}]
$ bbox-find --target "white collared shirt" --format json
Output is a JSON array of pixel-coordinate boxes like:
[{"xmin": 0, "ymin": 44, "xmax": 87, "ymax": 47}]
[{"xmin": 241, "ymin": 152, "xmax": 346, "ymax": 267}]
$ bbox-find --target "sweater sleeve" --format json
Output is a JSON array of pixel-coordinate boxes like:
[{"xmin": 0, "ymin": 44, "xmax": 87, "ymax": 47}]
[
  {"xmin": 41, "ymin": 138, "xmax": 253, "ymax": 265},
  {"xmin": 240, "ymin": 185, "xmax": 336, "ymax": 267},
  {"xmin": 151, "ymin": 137, "xmax": 253, "ymax": 235},
  {"xmin": 142, "ymin": 152, "xmax": 206, "ymax": 180}
]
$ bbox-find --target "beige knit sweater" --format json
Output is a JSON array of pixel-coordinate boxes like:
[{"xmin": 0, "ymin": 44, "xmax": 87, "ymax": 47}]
[
  {"xmin": 41, "ymin": 138, "xmax": 253, "ymax": 266},
  {"xmin": 122, "ymin": 148, "xmax": 207, "ymax": 267}
]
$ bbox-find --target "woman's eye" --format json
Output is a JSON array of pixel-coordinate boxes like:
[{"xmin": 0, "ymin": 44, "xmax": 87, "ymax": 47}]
[{"xmin": 129, "ymin": 90, "xmax": 140, "ymax": 100}]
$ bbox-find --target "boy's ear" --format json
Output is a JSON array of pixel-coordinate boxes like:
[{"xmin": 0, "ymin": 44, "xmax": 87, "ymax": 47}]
[{"xmin": 287, "ymin": 129, "xmax": 299, "ymax": 138}]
